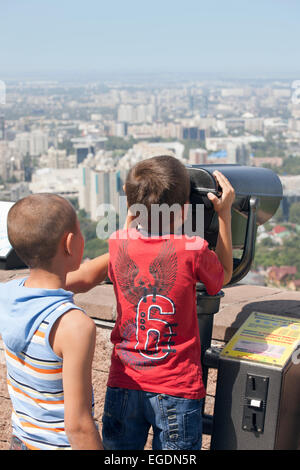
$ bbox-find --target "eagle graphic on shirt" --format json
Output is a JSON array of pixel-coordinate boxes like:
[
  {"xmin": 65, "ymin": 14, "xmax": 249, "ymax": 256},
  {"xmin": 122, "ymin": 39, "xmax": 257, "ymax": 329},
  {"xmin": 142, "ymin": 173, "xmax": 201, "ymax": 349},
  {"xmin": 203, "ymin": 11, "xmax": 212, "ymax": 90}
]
[
  {"xmin": 114, "ymin": 239, "xmax": 178, "ymax": 364},
  {"xmin": 115, "ymin": 238, "xmax": 178, "ymax": 304}
]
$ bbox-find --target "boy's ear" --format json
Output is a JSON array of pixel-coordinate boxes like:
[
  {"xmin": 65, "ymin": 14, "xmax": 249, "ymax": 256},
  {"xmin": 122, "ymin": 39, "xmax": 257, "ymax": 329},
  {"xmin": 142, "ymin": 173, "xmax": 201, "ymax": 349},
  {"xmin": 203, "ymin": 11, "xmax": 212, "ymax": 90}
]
[
  {"xmin": 123, "ymin": 185, "xmax": 129, "ymax": 207},
  {"xmin": 64, "ymin": 232, "xmax": 74, "ymax": 256}
]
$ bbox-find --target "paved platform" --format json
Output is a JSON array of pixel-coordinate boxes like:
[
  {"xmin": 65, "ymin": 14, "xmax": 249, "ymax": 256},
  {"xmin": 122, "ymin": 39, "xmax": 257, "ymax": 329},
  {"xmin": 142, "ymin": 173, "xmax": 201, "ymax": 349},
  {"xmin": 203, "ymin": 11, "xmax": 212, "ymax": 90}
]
[{"xmin": 1, "ymin": 269, "xmax": 300, "ymax": 449}]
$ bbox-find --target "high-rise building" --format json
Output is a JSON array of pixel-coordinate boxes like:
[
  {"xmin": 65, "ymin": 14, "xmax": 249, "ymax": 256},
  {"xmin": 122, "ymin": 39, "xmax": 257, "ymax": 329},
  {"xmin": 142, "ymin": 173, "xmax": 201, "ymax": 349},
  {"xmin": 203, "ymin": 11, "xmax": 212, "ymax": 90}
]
[
  {"xmin": 236, "ymin": 144, "xmax": 250, "ymax": 165},
  {"xmin": 182, "ymin": 127, "xmax": 199, "ymax": 140},
  {"xmin": 0, "ymin": 115, "xmax": 5, "ymax": 140},
  {"xmin": 45, "ymin": 147, "xmax": 69, "ymax": 169},
  {"xmin": 71, "ymin": 136, "xmax": 107, "ymax": 165},
  {"xmin": 79, "ymin": 167, "xmax": 120, "ymax": 221},
  {"xmin": 117, "ymin": 104, "xmax": 155, "ymax": 124},
  {"xmin": 199, "ymin": 129, "xmax": 206, "ymax": 142},
  {"xmin": 0, "ymin": 141, "xmax": 9, "ymax": 180},
  {"xmin": 79, "ymin": 166, "xmax": 92, "ymax": 215},
  {"xmin": 182, "ymin": 126, "xmax": 206, "ymax": 142},
  {"xmin": 244, "ymin": 118, "xmax": 264, "ymax": 134},
  {"xmin": 15, "ymin": 133, "xmax": 30, "ymax": 156},
  {"xmin": 30, "ymin": 130, "xmax": 48, "ymax": 156},
  {"xmin": 189, "ymin": 148, "xmax": 208, "ymax": 165},
  {"xmin": 226, "ymin": 142, "xmax": 250, "ymax": 165},
  {"xmin": 15, "ymin": 130, "xmax": 48, "ymax": 157},
  {"xmin": 118, "ymin": 104, "xmax": 134, "ymax": 123},
  {"xmin": 114, "ymin": 122, "xmax": 128, "ymax": 137}
]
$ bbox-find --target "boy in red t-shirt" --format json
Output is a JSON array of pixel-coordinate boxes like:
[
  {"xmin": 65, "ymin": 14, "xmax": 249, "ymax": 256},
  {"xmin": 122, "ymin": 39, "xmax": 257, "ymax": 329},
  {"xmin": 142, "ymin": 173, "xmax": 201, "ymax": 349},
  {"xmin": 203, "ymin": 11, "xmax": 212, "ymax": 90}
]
[{"xmin": 102, "ymin": 155, "xmax": 235, "ymax": 450}]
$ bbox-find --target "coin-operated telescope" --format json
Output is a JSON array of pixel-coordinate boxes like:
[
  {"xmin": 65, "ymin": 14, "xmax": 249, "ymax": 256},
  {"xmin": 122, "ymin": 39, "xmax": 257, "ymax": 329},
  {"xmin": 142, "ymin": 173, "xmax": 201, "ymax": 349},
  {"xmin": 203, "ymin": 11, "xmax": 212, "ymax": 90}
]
[
  {"xmin": 187, "ymin": 164, "xmax": 283, "ymax": 284},
  {"xmin": 185, "ymin": 164, "xmax": 286, "ymax": 448}
]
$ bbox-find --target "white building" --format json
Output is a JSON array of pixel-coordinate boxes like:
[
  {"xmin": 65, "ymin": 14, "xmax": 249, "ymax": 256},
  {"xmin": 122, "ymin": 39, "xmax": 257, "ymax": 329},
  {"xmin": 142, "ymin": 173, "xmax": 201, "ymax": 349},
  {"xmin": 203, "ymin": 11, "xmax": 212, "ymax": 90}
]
[
  {"xmin": 118, "ymin": 104, "xmax": 134, "ymax": 123},
  {"xmin": 30, "ymin": 130, "xmax": 48, "ymax": 156},
  {"xmin": 117, "ymin": 103, "xmax": 155, "ymax": 124},
  {"xmin": 29, "ymin": 168, "xmax": 80, "ymax": 198},
  {"xmin": 79, "ymin": 166, "xmax": 120, "ymax": 221},
  {"xmin": 14, "ymin": 130, "xmax": 48, "ymax": 157},
  {"xmin": 40, "ymin": 147, "xmax": 77, "ymax": 169},
  {"xmin": 206, "ymin": 135, "xmax": 264, "ymax": 152},
  {"xmin": 244, "ymin": 118, "xmax": 264, "ymax": 134},
  {"xmin": 0, "ymin": 141, "xmax": 24, "ymax": 181},
  {"xmin": 14, "ymin": 133, "xmax": 31, "ymax": 157}
]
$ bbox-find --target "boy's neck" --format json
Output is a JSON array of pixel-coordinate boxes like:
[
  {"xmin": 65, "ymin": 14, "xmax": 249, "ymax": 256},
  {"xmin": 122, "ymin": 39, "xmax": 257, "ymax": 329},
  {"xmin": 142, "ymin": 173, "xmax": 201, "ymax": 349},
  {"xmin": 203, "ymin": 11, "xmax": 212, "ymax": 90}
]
[{"xmin": 24, "ymin": 269, "xmax": 67, "ymax": 290}]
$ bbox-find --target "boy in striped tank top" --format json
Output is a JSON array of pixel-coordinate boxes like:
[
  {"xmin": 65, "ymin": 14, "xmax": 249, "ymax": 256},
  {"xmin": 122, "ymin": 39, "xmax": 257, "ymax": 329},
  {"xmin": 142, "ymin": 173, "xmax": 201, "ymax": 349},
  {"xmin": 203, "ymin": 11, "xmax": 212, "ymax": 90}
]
[{"xmin": 0, "ymin": 194, "xmax": 107, "ymax": 450}]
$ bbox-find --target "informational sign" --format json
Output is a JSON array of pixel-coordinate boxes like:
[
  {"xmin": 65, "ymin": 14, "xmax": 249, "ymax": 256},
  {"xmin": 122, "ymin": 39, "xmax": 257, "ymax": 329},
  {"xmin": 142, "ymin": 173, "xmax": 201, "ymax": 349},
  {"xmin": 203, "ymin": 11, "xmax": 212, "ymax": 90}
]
[
  {"xmin": 0, "ymin": 201, "xmax": 14, "ymax": 258},
  {"xmin": 221, "ymin": 311, "xmax": 300, "ymax": 367}
]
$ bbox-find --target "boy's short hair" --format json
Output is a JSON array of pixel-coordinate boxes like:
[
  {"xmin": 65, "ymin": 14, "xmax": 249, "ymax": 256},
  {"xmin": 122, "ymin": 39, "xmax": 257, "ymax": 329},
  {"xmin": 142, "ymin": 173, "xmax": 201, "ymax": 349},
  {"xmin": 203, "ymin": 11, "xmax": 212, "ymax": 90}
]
[
  {"xmin": 125, "ymin": 155, "xmax": 190, "ymax": 213},
  {"xmin": 7, "ymin": 193, "xmax": 77, "ymax": 269}
]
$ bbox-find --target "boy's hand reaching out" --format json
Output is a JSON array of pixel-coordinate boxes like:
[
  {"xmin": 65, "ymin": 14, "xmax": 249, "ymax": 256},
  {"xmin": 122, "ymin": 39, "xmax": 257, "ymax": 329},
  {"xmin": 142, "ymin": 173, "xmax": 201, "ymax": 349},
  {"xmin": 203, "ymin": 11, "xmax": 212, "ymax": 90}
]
[
  {"xmin": 207, "ymin": 171, "xmax": 235, "ymax": 216},
  {"xmin": 206, "ymin": 171, "xmax": 235, "ymax": 285}
]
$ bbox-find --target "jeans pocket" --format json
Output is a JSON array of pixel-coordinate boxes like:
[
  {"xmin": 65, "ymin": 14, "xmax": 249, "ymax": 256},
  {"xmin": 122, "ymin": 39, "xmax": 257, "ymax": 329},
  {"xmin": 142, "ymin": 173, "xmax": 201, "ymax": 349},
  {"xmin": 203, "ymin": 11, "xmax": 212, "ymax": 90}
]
[
  {"xmin": 160, "ymin": 396, "xmax": 203, "ymax": 450},
  {"xmin": 183, "ymin": 405, "xmax": 203, "ymax": 445},
  {"xmin": 102, "ymin": 387, "xmax": 128, "ymax": 440}
]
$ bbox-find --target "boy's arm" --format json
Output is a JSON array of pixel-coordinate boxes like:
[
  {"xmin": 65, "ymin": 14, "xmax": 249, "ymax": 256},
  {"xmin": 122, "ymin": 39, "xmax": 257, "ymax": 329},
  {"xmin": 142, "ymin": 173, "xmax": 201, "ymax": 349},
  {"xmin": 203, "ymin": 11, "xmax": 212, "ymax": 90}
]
[
  {"xmin": 65, "ymin": 252, "xmax": 109, "ymax": 293},
  {"xmin": 207, "ymin": 171, "xmax": 235, "ymax": 286},
  {"xmin": 215, "ymin": 210, "xmax": 233, "ymax": 285},
  {"xmin": 50, "ymin": 310, "xmax": 103, "ymax": 450}
]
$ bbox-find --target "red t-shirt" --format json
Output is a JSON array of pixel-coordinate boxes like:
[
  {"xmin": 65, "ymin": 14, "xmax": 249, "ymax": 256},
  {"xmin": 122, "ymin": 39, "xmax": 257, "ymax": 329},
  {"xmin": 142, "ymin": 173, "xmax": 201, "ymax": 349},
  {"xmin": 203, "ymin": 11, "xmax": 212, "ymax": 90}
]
[{"xmin": 107, "ymin": 228, "xmax": 224, "ymax": 399}]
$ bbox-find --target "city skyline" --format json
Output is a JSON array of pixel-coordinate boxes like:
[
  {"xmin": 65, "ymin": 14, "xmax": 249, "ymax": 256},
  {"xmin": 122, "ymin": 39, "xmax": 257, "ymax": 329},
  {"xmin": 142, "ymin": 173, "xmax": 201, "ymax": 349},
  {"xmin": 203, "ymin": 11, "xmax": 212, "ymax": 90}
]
[{"xmin": 1, "ymin": 0, "xmax": 300, "ymax": 80}]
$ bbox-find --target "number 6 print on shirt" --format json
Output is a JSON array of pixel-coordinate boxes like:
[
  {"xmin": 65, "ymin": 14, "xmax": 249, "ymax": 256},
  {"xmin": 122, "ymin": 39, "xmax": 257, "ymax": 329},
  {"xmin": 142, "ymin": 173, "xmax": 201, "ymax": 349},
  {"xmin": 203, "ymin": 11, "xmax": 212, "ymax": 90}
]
[
  {"xmin": 115, "ymin": 239, "xmax": 178, "ymax": 363},
  {"xmin": 135, "ymin": 293, "xmax": 176, "ymax": 360}
]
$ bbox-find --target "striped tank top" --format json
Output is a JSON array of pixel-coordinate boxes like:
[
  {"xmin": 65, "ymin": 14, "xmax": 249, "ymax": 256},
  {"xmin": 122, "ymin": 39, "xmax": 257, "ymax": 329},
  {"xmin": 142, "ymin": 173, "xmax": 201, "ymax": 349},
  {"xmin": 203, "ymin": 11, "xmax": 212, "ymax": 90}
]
[{"xmin": 5, "ymin": 301, "xmax": 93, "ymax": 450}]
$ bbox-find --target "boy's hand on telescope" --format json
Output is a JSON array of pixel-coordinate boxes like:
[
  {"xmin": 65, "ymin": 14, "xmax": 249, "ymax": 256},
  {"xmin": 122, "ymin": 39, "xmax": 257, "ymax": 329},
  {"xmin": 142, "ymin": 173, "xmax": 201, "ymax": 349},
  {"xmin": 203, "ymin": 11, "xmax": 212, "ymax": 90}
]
[
  {"xmin": 208, "ymin": 171, "xmax": 234, "ymax": 285},
  {"xmin": 207, "ymin": 171, "xmax": 235, "ymax": 216}
]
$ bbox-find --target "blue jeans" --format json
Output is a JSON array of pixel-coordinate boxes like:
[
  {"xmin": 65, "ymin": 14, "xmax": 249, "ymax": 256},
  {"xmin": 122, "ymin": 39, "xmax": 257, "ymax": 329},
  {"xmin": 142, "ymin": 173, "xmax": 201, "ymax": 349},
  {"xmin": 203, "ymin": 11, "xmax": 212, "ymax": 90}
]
[{"xmin": 102, "ymin": 387, "xmax": 204, "ymax": 450}]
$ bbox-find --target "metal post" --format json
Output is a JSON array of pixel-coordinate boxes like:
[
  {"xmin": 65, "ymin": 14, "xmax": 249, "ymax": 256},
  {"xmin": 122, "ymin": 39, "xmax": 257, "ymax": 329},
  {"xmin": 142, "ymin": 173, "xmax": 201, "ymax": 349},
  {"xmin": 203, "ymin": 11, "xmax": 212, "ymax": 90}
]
[{"xmin": 196, "ymin": 283, "xmax": 224, "ymax": 435}]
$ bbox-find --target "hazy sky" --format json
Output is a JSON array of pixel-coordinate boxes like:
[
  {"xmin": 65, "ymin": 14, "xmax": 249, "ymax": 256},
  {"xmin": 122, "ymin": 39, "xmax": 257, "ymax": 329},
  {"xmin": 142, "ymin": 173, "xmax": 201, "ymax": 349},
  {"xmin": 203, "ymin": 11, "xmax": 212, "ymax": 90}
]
[{"xmin": 1, "ymin": 0, "xmax": 300, "ymax": 79}]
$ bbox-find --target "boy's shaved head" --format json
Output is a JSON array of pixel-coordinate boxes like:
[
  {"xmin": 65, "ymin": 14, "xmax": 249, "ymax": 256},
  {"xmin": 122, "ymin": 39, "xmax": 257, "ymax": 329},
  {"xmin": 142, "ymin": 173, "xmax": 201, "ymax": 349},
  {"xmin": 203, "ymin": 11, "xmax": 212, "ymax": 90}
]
[{"xmin": 7, "ymin": 193, "xmax": 77, "ymax": 269}]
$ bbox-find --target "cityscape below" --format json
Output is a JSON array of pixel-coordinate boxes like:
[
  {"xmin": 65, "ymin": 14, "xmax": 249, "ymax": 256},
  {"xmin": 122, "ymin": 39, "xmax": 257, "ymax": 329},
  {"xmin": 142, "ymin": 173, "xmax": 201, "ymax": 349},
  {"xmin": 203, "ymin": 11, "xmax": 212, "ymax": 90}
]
[{"xmin": 0, "ymin": 76, "xmax": 300, "ymax": 289}]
